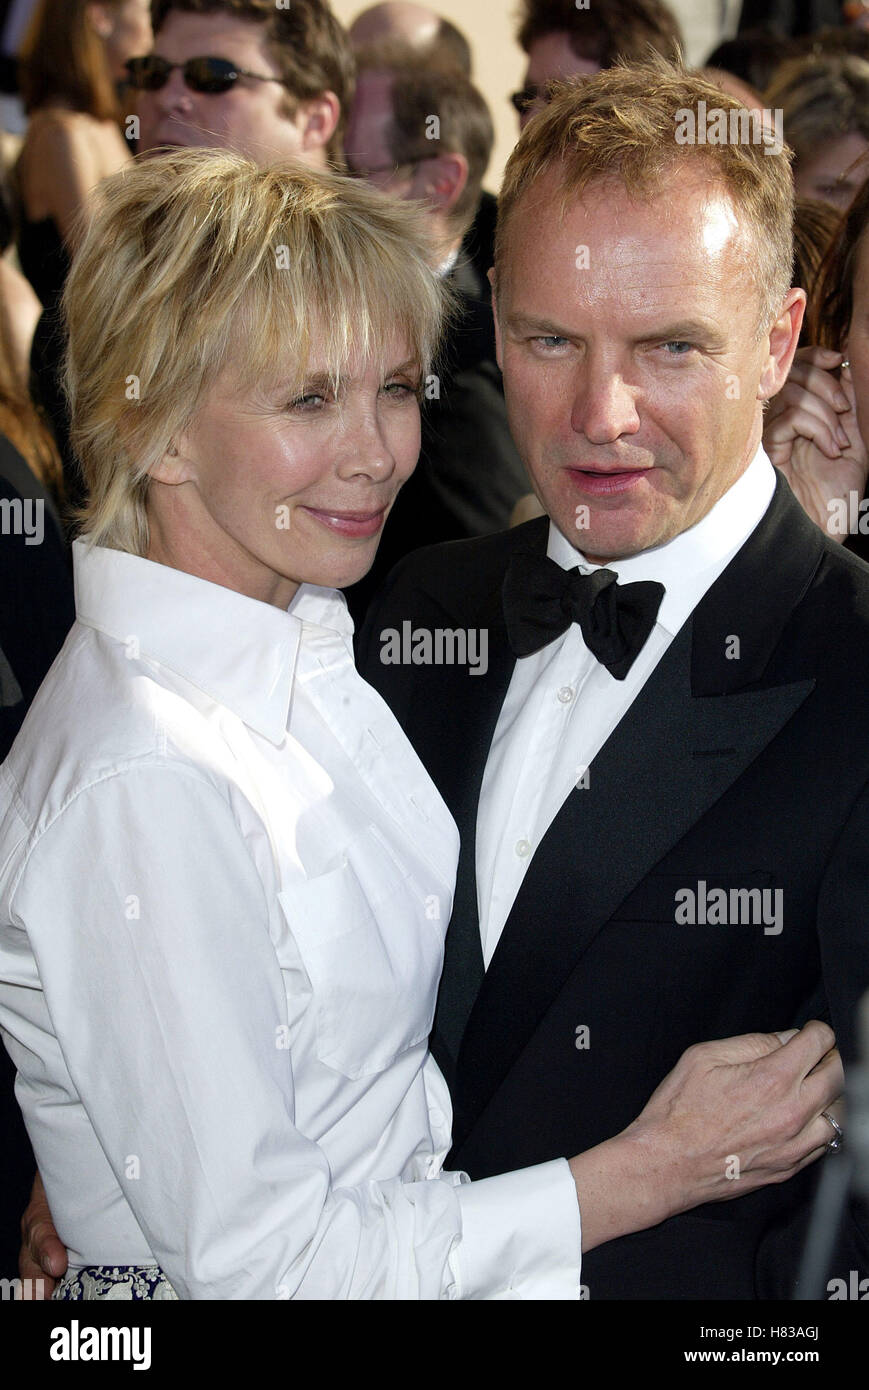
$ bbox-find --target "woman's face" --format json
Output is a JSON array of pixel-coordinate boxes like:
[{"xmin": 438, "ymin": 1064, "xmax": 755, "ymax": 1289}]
[
  {"xmin": 795, "ymin": 132, "xmax": 869, "ymax": 211},
  {"xmin": 100, "ymin": 0, "xmax": 154, "ymax": 83},
  {"xmin": 846, "ymin": 230, "xmax": 869, "ymax": 448},
  {"xmin": 147, "ymin": 331, "xmax": 422, "ymax": 609}
]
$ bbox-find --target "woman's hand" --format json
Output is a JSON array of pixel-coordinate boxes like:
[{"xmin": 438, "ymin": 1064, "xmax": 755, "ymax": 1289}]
[
  {"xmin": 569, "ymin": 1021, "xmax": 842, "ymax": 1252},
  {"xmin": 18, "ymin": 1171, "xmax": 66, "ymax": 1298},
  {"xmin": 763, "ymin": 346, "xmax": 869, "ymax": 539}
]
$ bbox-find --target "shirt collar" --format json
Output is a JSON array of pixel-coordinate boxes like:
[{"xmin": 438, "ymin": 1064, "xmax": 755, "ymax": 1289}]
[
  {"xmin": 546, "ymin": 446, "xmax": 777, "ymax": 637},
  {"xmin": 72, "ymin": 541, "xmax": 353, "ymax": 746}
]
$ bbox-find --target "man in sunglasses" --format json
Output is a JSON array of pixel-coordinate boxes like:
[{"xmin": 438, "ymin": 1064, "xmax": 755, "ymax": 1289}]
[
  {"xmin": 511, "ymin": 0, "xmax": 683, "ymax": 129},
  {"xmin": 130, "ymin": 0, "xmax": 354, "ymax": 168}
]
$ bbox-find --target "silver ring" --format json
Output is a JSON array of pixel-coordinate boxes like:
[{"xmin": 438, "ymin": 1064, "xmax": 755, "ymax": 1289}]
[{"xmin": 821, "ymin": 1109, "xmax": 844, "ymax": 1154}]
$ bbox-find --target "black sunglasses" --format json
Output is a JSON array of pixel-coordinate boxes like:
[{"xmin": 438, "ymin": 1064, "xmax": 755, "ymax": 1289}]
[{"xmin": 125, "ymin": 54, "xmax": 286, "ymax": 95}]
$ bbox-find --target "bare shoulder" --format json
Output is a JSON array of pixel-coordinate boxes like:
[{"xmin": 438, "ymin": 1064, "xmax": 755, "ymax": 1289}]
[{"xmin": 23, "ymin": 110, "xmax": 126, "ymax": 165}]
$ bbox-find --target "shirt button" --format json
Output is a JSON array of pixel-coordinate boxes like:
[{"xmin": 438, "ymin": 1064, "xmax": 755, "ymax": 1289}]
[
  {"xmin": 557, "ymin": 686, "xmax": 575, "ymax": 704},
  {"xmin": 515, "ymin": 839, "xmax": 531, "ymax": 858}
]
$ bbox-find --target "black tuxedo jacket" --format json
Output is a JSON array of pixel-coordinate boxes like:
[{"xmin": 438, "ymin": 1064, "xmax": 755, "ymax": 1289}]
[{"xmin": 357, "ymin": 475, "xmax": 869, "ymax": 1299}]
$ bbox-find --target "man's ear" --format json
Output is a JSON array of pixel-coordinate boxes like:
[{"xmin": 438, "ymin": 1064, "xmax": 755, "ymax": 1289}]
[
  {"xmin": 415, "ymin": 152, "xmax": 468, "ymax": 217},
  {"xmin": 298, "ymin": 92, "xmax": 341, "ymax": 153},
  {"xmin": 488, "ymin": 266, "xmax": 503, "ymax": 372},
  {"xmin": 757, "ymin": 287, "xmax": 806, "ymax": 402}
]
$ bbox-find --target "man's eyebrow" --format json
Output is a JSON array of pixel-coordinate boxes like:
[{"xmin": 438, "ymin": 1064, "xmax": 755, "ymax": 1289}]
[
  {"xmin": 505, "ymin": 314, "xmax": 575, "ymax": 336},
  {"xmin": 635, "ymin": 319, "xmax": 723, "ymax": 342},
  {"xmin": 505, "ymin": 313, "xmax": 725, "ymax": 343}
]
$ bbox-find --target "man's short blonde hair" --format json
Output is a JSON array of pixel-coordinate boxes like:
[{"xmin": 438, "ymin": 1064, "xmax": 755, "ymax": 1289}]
[
  {"xmin": 494, "ymin": 60, "xmax": 795, "ymax": 333},
  {"xmin": 64, "ymin": 148, "xmax": 448, "ymax": 555}
]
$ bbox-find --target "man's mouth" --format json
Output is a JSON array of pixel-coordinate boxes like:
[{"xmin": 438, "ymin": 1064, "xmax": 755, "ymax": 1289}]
[{"xmin": 567, "ymin": 467, "xmax": 652, "ymax": 496}]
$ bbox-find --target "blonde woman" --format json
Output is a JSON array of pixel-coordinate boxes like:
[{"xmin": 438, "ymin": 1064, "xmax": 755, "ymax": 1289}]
[{"xmin": 0, "ymin": 150, "xmax": 841, "ymax": 1301}]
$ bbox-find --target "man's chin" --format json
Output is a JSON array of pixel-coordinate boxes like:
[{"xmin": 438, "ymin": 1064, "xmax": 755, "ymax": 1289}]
[{"xmin": 140, "ymin": 132, "xmax": 213, "ymax": 156}]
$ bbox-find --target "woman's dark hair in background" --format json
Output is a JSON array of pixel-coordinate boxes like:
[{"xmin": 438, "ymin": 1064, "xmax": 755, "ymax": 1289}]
[
  {"xmin": 793, "ymin": 196, "xmax": 844, "ymax": 344},
  {"xmin": 811, "ymin": 176, "xmax": 869, "ymax": 347},
  {"xmin": 18, "ymin": 0, "xmax": 122, "ymax": 120}
]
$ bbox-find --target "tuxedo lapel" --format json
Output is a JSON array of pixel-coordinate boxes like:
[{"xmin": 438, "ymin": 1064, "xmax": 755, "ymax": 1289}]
[
  {"xmin": 449, "ymin": 476, "xmax": 825, "ymax": 1148},
  {"xmin": 428, "ymin": 534, "xmax": 531, "ymax": 1079}
]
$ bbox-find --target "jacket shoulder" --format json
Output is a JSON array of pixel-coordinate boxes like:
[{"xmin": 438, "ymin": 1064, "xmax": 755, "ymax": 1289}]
[{"xmin": 372, "ymin": 516, "xmax": 548, "ymax": 617}]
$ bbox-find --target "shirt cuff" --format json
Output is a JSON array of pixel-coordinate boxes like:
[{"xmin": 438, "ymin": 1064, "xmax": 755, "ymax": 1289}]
[{"xmin": 451, "ymin": 1157, "xmax": 583, "ymax": 1299}]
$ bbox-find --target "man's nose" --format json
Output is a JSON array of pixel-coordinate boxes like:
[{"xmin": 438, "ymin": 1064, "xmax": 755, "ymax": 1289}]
[
  {"xmin": 148, "ymin": 68, "xmax": 195, "ymax": 116},
  {"xmin": 571, "ymin": 363, "xmax": 641, "ymax": 444}
]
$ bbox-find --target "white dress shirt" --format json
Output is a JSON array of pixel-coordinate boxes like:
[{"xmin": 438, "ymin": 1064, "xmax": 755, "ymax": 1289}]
[
  {"xmin": 476, "ymin": 448, "xmax": 777, "ymax": 967},
  {"xmin": 0, "ymin": 541, "xmax": 582, "ymax": 1300}
]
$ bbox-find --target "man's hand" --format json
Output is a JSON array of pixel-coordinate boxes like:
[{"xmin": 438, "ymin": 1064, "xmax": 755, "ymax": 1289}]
[
  {"xmin": 19, "ymin": 1172, "xmax": 66, "ymax": 1298},
  {"xmin": 763, "ymin": 347, "xmax": 868, "ymax": 537},
  {"xmin": 570, "ymin": 1021, "xmax": 843, "ymax": 1252}
]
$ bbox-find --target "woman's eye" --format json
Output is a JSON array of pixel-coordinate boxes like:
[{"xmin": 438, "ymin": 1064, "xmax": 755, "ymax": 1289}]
[
  {"xmin": 378, "ymin": 380, "xmax": 419, "ymax": 403},
  {"xmin": 288, "ymin": 393, "xmax": 327, "ymax": 411}
]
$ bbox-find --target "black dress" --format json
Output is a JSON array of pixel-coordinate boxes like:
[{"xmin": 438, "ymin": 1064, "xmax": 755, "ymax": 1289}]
[
  {"xmin": 17, "ymin": 212, "xmax": 69, "ymax": 310},
  {"xmin": 0, "ymin": 431, "xmax": 74, "ymax": 1283}
]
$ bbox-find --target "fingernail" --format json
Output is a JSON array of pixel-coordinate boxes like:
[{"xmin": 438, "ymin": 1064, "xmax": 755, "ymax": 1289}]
[{"xmin": 837, "ymin": 428, "xmax": 850, "ymax": 447}]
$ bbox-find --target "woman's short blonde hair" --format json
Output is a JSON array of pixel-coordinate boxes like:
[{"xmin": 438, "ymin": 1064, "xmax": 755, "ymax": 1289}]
[{"xmin": 64, "ymin": 148, "xmax": 449, "ymax": 554}]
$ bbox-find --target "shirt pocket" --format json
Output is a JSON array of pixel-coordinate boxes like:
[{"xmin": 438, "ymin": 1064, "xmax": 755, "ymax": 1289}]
[{"xmin": 276, "ymin": 828, "xmax": 445, "ymax": 1080}]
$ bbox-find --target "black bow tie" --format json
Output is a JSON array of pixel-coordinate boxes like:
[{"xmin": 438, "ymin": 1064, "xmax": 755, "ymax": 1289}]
[{"xmin": 502, "ymin": 551, "xmax": 665, "ymax": 679}]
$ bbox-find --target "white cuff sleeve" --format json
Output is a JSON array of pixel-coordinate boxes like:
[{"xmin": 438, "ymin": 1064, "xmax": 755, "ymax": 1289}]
[{"xmin": 451, "ymin": 1157, "xmax": 583, "ymax": 1300}]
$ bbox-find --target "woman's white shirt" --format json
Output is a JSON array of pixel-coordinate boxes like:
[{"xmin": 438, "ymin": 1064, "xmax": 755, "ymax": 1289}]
[{"xmin": 0, "ymin": 541, "xmax": 582, "ymax": 1299}]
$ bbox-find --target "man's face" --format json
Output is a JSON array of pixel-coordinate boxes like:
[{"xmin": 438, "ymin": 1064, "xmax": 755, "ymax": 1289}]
[
  {"xmin": 101, "ymin": 0, "xmax": 154, "ymax": 82},
  {"xmin": 493, "ymin": 167, "xmax": 800, "ymax": 563},
  {"xmin": 519, "ymin": 32, "xmax": 600, "ymax": 129},
  {"xmin": 137, "ymin": 13, "xmax": 318, "ymax": 163},
  {"xmin": 344, "ymin": 70, "xmax": 408, "ymax": 190}
]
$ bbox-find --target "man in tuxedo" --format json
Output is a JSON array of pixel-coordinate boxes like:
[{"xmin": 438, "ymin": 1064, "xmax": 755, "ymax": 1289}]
[{"xmin": 357, "ymin": 63, "xmax": 869, "ymax": 1298}]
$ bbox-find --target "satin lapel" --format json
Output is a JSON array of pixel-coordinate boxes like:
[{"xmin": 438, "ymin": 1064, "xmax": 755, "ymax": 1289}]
[
  {"xmin": 428, "ymin": 533, "xmax": 538, "ymax": 1080},
  {"xmin": 450, "ymin": 477, "xmax": 824, "ymax": 1146}
]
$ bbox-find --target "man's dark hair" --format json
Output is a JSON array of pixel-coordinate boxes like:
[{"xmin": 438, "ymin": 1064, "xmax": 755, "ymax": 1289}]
[
  {"xmin": 705, "ymin": 29, "xmax": 799, "ymax": 94},
  {"xmin": 516, "ymin": 0, "xmax": 682, "ymax": 67},
  {"xmin": 150, "ymin": 0, "xmax": 355, "ymax": 163},
  {"xmin": 356, "ymin": 46, "xmax": 493, "ymax": 238}
]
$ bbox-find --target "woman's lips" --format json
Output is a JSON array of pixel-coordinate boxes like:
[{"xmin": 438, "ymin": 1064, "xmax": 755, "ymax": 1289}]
[
  {"xmin": 568, "ymin": 468, "xmax": 651, "ymax": 496},
  {"xmin": 300, "ymin": 506, "xmax": 387, "ymax": 538}
]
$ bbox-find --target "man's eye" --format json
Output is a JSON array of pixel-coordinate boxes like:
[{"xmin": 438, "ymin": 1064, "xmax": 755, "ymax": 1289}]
[
  {"xmin": 662, "ymin": 341, "xmax": 694, "ymax": 356},
  {"xmin": 533, "ymin": 335, "xmax": 569, "ymax": 350}
]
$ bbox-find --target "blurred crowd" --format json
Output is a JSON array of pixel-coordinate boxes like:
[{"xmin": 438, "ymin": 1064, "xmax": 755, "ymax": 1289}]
[{"xmin": 4, "ymin": 0, "xmax": 869, "ymax": 1275}]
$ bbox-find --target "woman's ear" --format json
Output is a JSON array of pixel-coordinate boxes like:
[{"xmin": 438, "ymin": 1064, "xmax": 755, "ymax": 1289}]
[
  {"xmin": 149, "ymin": 440, "xmax": 195, "ymax": 486},
  {"xmin": 85, "ymin": 3, "xmax": 114, "ymax": 40}
]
